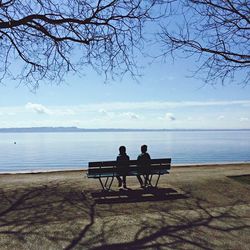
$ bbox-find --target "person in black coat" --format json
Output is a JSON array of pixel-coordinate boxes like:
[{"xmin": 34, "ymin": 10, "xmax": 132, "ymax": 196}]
[
  {"xmin": 116, "ymin": 146, "xmax": 129, "ymax": 189},
  {"xmin": 137, "ymin": 144, "xmax": 151, "ymax": 188}
]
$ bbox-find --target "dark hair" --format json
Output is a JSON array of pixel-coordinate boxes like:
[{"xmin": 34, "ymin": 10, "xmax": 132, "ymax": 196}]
[
  {"xmin": 119, "ymin": 146, "xmax": 126, "ymax": 154},
  {"xmin": 141, "ymin": 144, "xmax": 147, "ymax": 153}
]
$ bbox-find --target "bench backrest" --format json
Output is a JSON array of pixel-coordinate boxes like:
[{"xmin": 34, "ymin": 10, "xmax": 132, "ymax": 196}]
[{"xmin": 88, "ymin": 158, "xmax": 171, "ymax": 176}]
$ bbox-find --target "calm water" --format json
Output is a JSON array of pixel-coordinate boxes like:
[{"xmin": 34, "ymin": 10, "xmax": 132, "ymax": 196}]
[{"xmin": 0, "ymin": 131, "xmax": 250, "ymax": 173}]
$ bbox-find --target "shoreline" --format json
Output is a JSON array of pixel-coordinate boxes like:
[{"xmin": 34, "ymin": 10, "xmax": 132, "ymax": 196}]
[{"xmin": 0, "ymin": 161, "xmax": 250, "ymax": 175}]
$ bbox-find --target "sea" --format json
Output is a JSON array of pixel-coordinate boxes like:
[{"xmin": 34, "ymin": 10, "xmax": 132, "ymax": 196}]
[{"xmin": 0, "ymin": 130, "xmax": 250, "ymax": 173}]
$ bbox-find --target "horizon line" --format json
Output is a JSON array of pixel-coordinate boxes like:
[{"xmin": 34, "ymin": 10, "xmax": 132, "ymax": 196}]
[{"xmin": 0, "ymin": 127, "xmax": 250, "ymax": 132}]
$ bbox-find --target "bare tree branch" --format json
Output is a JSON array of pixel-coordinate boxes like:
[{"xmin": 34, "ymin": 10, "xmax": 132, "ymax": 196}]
[
  {"xmin": 159, "ymin": 0, "xmax": 250, "ymax": 85},
  {"xmin": 0, "ymin": 0, "xmax": 167, "ymax": 89}
]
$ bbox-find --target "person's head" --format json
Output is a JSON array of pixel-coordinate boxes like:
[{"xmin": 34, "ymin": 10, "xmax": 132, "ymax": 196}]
[
  {"xmin": 141, "ymin": 144, "xmax": 147, "ymax": 153},
  {"xmin": 119, "ymin": 146, "xmax": 126, "ymax": 155}
]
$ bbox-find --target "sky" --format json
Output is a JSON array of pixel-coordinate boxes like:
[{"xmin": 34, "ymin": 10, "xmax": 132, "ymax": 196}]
[
  {"xmin": 0, "ymin": 2, "xmax": 250, "ymax": 130},
  {"xmin": 0, "ymin": 53, "xmax": 250, "ymax": 130}
]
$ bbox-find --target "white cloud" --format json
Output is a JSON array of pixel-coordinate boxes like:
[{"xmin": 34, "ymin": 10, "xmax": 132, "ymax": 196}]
[
  {"xmin": 6, "ymin": 99, "xmax": 250, "ymax": 110},
  {"xmin": 0, "ymin": 111, "xmax": 16, "ymax": 116},
  {"xmin": 1, "ymin": 99, "xmax": 250, "ymax": 129},
  {"xmin": 53, "ymin": 108, "xmax": 76, "ymax": 116},
  {"xmin": 160, "ymin": 113, "xmax": 176, "ymax": 121},
  {"xmin": 98, "ymin": 109, "xmax": 114, "ymax": 118},
  {"xmin": 240, "ymin": 117, "xmax": 249, "ymax": 122},
  {"xmin": 121, "ymin": 112, "xmax": 140, "ymax": 120},
  {"xmin": 2, "ymin": 99, "xmax": 249, "ymax": 116},
  {"xmin": 217, "ymin": 115, "xmax": 225, "ymax": 120},
  {"xmin": 99, "ymin": 109, "xmax": 108, "ymax": 115},
  {"xmin": 98, "ymin": 109, "xmax": 140, "ymax": 120},
  {"xmin": 25, "ymin": 102, "xmax": 52, "ymax": 115},
  {"xmin": 25, "ymin": 103, "xmax": 76, "ymax": 116},
  {"xmin": 69, "ymin": 100, "xmax": 250, "ymax": 112}
]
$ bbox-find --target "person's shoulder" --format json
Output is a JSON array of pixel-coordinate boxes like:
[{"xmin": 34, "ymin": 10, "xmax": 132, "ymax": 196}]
[
  {"xmin": 117, "ymin": 155, "xmax": 122, "ymax": 160},
  {"xmin": 137, "ymin": 153, "xmax": 143, "ymax": 159},
  {"xmin": 141, "ymin": 153, "xmax": 150, "ymax": 160},
  {"xmin": 117, "ymin": 154, "xmax": 129, "ymax": 160}
]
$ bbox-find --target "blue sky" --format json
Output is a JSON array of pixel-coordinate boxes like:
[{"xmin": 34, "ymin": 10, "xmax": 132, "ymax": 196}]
[
  {"xmin": 0, "ymin": 54, "xmax": 250, "ymax": 129},
  {"xmin": 0, "ymin": 1, "xmax": 249, "ymax": 130}
]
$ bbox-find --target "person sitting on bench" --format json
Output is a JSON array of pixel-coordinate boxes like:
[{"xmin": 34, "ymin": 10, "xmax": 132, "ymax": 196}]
[
  {"xmin": 137, "ymin": 144, "xmax": 151, "ymax": 188},
  {"xmin": 116, "ymin": 146, "xmax": 130, "ymax": 189}
]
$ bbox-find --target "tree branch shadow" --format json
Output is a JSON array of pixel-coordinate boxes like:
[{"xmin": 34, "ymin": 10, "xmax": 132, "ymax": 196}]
[
  {"xmin": 89, "ymin": 198, "xmax": 250, "ymax": 250},
  {"xmin": 1, "ymin": 184, "xmax": 250, "ymax": 250},
  {"xmin": 91, "ymin": 187, "xmax": 188, "ymax": 204},
  {"xmin": 0, "ymin": 183, "xmax": 89, "ymax": 246}
]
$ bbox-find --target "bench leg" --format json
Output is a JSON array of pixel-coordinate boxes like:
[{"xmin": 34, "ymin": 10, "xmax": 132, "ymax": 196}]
[
  {"xmin": 107, "ymin": 177, "xmax": 114, "ymax": 190},
  {"xmin": 98, "ymin": 177, "xmax": 115, "ymax": 191},
  {"xmin": 148, "ymin": 175, "xmax": 153, "ymax": 186},
  {"xmin": 145, "ymin": 174, "xmax": 161, "ymax": 188},
  {"xmin": 104, "ymin": 177, "xmax": 109, "ymax": 188},
  {"xmin": 154, "ymin": 174, "xmax": 161, "ymax": 188},
  {"xmin": 98, "ymin": 178, "xmax": 106, "ymax": 190}
]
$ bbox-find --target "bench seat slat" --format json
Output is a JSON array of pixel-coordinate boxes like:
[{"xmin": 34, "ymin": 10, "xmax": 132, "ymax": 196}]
[
  {"xmin": 89, "ymin": 161, "xmax": 117, "ymax": 168},
  {"xmin": 87, "ymin": 170, "xmax": 170, "ymax": 179},
  {"xmin": 88, "ymin": 165, "xmax": 170, "ymax": 174},
  {"xmin": 150, "ymin": 159, "xmax": 171, "ymax": 164}
]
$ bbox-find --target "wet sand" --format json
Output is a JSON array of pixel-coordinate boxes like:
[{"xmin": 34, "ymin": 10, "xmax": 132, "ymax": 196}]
[{"xmin": 0, "ymin": 163, "xmax": 250, "ymax": 249}]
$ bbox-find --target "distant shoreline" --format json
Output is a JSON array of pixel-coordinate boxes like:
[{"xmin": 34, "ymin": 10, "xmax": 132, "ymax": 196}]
[{"xmin": 0, "ymin": 127, "xmax": 250, "ymax": 133}]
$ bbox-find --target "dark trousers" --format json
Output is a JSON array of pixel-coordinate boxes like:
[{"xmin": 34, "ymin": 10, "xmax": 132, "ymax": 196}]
[
  {"xmin": 137, "ymin": 173, "xmax": 150, "ymax": 186},
  {"xmin": 117, "ymin": 175, "xmax": 126, "ymax": 186}
]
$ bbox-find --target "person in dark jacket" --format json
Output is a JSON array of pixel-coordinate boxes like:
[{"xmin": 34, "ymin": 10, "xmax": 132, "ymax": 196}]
[
  {"xmin": 116, "ymin": 146, "xmax": 129, "ymax": 189},
  {"xmin": 137, "ymin": 144, "xmax": 151, "ymax": 188}
]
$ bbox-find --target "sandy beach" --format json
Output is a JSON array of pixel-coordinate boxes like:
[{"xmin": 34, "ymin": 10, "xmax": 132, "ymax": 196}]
[{"xmin": 0, "ymin": 163, "xmax": 250, "ymax": 249}]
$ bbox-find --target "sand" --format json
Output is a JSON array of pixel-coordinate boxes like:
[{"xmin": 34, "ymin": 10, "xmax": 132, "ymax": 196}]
[{"xmin": 0, "ymin": 163, "xmax": 250, "ymax": 250}]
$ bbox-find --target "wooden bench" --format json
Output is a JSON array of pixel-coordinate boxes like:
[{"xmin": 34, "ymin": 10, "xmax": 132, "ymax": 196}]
[{"xmin": 87, "ymin": 158, "xmax": 171, "ymax": 190}]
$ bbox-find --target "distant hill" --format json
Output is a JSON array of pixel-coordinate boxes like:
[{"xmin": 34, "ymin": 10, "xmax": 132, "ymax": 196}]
[
  {"xmin": 0, "ymin": 127, "xmax": 249, "ymax": 133},
  {"xmin": 0, "ymin": 127, "xmax": 169, "ymax": 133},
  {"xmin": 0, "ymin": 127, "xmax": 81, "ymax": 133}
]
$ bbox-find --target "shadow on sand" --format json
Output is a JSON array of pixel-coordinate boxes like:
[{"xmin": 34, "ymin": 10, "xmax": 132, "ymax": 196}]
[
  {"xmin": 228, "ymin": 174, "xmax": 250, "ymax": 185},
  {"xmin": 91, "ymin": 187, "xmax": 188, "ymax": 204},
  {"xmin": 0, "ymin": 183, "xmax": 250, "ymax": 250}
]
